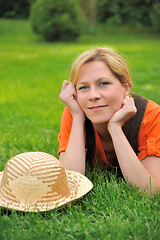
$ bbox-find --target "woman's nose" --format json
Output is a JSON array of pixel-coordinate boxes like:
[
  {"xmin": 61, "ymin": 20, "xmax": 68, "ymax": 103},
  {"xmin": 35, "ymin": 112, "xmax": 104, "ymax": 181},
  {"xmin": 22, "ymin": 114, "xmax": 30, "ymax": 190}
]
[{"xmin": 88, "ymin": 87, "xmax": 101, "ymax": 101}]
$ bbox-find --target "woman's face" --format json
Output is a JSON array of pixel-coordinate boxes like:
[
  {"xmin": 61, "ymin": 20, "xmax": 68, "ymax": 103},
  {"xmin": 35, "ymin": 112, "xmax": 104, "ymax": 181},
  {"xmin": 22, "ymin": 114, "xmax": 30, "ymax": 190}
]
[{"xmin": 76, "ymin": 61, "xmax": 130, "ymax": 124}]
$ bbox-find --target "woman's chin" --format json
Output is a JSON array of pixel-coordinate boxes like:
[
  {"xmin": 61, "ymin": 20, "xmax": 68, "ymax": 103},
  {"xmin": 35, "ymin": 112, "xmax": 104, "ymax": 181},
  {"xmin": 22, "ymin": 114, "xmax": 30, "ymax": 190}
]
[{"xmin": 86, "ymin": 116, "xmax": 111, "ymax": 124}]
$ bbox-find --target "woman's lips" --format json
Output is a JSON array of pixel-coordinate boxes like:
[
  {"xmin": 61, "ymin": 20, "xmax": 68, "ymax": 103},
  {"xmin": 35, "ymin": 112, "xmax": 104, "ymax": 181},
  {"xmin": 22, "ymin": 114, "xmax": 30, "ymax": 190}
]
[{"xmin": 88, "ymin": 105, "xmax": 108, "ymax": 111}]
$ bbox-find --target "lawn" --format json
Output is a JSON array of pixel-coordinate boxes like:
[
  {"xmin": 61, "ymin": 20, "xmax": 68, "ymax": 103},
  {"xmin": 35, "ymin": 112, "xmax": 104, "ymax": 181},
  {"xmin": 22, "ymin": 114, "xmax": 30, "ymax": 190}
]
[{"xmin": 0, "ymin": 19, "xmax": 160, "ymax": 240}]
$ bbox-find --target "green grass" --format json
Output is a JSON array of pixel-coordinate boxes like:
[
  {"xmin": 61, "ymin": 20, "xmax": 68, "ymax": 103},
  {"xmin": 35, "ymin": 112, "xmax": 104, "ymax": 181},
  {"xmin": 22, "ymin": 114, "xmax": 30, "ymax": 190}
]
[{"xmin": 0, "ymin": 19, "xmax": 160, "ymax": 240}]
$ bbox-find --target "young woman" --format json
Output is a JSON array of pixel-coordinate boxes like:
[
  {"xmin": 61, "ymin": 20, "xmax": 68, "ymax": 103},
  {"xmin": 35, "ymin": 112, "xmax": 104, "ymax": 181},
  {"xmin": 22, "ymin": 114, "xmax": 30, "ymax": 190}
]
[{"xmin": 58, "ymin": 47, "xmax": 160, "ymax": 194}]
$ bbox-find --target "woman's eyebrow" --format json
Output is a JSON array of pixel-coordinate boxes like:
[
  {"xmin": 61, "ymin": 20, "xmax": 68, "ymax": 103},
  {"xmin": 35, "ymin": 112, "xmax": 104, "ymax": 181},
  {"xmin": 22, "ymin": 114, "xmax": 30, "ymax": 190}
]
[
  {"xmin": 76, "ymin": 81, "xmax": 88, "ymax": 86},
  {"xmin": 76, "ymin": 77, "xmax": 112, "ymax": 87},
  {"xmin": 77, "ymin": 77, "xmax": 110, "ymax": 84},
  {"xmin": 97, "ymin": 77, "xmax": 111, "ymax": 81}
]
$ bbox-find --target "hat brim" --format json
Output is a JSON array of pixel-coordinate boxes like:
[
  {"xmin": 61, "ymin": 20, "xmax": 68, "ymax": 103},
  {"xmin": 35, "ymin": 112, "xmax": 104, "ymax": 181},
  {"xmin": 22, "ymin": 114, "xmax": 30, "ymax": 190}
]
[
  {"xmin": 0, "ymin": 170, "xmax": 93, "ymax": 212},
  {"xmin": 0, "ymin": 171, "xmax": 3, "ymax": 183}
]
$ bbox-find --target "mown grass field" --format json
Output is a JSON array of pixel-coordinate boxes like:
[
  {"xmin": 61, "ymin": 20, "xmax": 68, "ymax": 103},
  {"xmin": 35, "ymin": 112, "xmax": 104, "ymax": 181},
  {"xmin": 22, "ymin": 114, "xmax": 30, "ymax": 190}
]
[{"xmin": 0, "ymin": 19, "xmax": 160, "ymax": 240}]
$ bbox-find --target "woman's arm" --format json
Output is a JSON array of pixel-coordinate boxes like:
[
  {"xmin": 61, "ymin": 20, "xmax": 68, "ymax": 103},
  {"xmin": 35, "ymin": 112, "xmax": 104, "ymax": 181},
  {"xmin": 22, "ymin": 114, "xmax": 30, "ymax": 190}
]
[
  {"xmin": 108, "ymin": 96, "xmax": 160, "ymax": 194},
  {"xmin": 59, "ymin": 81, "xmax": 86, "ymax": 175},
  {"xmin": 59, "ymin": 115, "xmax": 86, "ymax": 175}
]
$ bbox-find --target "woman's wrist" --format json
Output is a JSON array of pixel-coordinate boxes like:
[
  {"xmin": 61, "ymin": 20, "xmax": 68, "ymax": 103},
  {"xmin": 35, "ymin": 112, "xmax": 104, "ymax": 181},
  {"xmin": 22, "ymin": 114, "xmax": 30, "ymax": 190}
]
[
  {"xmin": 108, "ymin": 121, "xmax": 123, "ymax": 136},
  {"xmin": 72, "ymin": 113, "xmax": 85, "ymax": 125}
]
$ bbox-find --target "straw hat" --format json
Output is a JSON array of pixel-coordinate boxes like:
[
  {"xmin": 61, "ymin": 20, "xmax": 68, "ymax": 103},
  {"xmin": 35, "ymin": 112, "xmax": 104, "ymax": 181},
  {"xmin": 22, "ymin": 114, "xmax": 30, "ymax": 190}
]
[{"xmin": 0, "ymin": 152, "xmax": 93, "ymax": 212}]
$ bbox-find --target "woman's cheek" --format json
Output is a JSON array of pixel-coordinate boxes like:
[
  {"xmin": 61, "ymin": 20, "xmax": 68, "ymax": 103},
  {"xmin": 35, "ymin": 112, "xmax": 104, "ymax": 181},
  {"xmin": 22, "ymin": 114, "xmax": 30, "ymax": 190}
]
[{"xmin": 76, "ymin": 94, "xmax": 84, "ymax": 107}]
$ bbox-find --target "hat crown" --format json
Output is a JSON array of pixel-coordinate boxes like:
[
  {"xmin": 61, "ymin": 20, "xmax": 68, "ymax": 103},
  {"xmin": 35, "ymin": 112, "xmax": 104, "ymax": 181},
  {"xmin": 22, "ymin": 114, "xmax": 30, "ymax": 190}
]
[{"xmin": 0, "ymin": 152, "xmax": 72, "ymax": 210}]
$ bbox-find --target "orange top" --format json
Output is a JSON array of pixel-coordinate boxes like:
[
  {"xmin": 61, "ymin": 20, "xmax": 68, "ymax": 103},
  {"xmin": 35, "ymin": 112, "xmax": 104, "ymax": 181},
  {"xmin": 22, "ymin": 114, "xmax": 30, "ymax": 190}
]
[{"xmin": 58, "ymin": 100, "xmax": 160, "ymax": 168}]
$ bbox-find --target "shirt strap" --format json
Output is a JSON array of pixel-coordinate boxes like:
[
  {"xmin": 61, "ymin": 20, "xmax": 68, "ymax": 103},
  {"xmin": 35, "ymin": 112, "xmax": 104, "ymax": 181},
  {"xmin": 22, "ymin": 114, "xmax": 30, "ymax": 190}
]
[{"xmin": 122, "ymin": 92, "xmax": 148, "ymax": 154}]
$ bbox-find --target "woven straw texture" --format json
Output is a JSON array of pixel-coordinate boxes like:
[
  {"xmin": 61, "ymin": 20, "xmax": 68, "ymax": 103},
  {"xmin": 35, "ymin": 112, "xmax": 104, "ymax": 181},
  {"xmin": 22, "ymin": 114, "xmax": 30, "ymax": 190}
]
[{"xmin": 0, "ymin": 152, "xmax": 93, "ymax": 212}]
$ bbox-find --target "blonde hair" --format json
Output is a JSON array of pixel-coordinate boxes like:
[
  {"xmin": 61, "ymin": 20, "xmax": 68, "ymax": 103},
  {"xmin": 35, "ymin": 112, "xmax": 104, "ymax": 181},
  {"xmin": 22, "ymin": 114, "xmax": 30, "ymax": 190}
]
[{"xmin": 70, "ymin": 47, "xmax": 132, "ymax": 87}]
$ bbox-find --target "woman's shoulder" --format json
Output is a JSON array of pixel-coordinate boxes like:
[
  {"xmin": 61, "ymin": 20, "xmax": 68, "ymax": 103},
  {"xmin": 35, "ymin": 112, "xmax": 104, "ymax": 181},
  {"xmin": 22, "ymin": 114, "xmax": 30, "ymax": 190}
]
[
  {"xmin": 61, "ymin": 107, "xmax": 73, "ymax": 120},
  {"xmin": 141, "ymin": 99, "xmax": 160, "ymax": 129},
  {"xmin": 132, "ymin": 92, "xmax": 160, "ymax": 119},
  {"xmin": 60, "ymin": 107, "xmax": 73, "ymax": 131},
  {"xmin": 138, "ymin": 99, "xmax": 160, "ymax": 160},
  {"xmin": 146, "ymin": 99, "xmax": 160, "ymax": 112},
  {"xmin": 143, "ymin": 99, "xmax": 160, "ymax": 121}
]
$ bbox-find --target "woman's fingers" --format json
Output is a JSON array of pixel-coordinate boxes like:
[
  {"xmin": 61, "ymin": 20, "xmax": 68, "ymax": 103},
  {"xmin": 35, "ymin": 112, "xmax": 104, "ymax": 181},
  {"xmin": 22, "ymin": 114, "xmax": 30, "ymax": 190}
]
[
  {"xmin": 123, "ymin": 96, "xmax": 137, "ymax": 114},
  {"xmin": 108, "ymin": 96, "xmax": 137, "ymax": 129},
  {"xmin": 59, "ymin": 80, "xmax": 84, "ymax": 118},
  {"xmin": 60, "ymin": 80, "xmax": 72, "ymax": 92},
  {"xmin": 59, "ymin": 81, "xmax": 75, "ymax": 101}
]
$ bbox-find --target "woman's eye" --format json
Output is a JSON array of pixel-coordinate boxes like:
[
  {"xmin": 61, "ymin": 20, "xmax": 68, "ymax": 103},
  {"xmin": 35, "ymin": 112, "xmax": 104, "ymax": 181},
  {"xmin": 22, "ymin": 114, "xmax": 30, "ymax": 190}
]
[
  {"xmin": 99, "ymin": 81, "xmax": 109, "ymax": 86},
  {"xmin": 78, "ymin": 86, "xmax": 88, "ymax": 91}
]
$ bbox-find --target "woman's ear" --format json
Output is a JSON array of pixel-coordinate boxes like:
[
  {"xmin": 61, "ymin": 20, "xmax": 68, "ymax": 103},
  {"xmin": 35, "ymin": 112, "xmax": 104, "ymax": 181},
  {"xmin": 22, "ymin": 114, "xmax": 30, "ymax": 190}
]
[{"xmin": 123, "ymin": 83, "xmax": 131, "ymax": 97}]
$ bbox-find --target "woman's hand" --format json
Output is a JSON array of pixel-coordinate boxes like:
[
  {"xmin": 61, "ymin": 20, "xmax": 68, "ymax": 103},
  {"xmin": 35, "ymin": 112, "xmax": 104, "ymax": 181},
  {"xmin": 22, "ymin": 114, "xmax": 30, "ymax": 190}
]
[
  {"xmin": 59, "ymin": 81, "xmax": 86, "ymax": 174},
  {"xmin": 108, "ymin": 96, "xmax": 137, "ymax": 131},
  {"xmin": 59, "ymin": 80, "xmax": 85, "ymax": 119}
]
